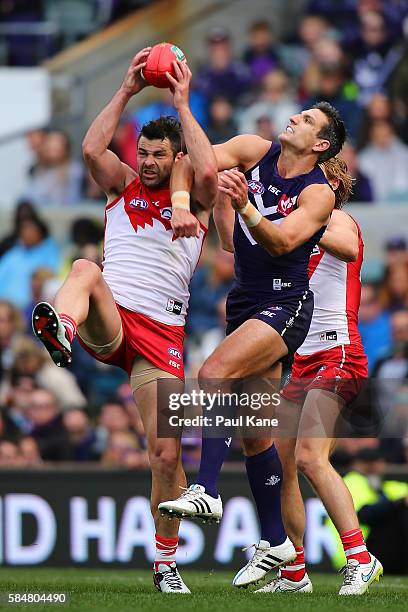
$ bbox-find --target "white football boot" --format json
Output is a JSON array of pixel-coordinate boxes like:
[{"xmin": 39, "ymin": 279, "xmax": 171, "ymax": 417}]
[
  {"xmin": 158, "ymin": 484, "xmax": 223, "ymax": 524},
  {"xmin": 153, "ymin": 562, "xmax": 191, "ymax": 593},
  {"xmin": 32, "ymin": 302, "xmax": 72, "ymax": 367},
  {"xmin": 255, "ymin": 569, "xmax": 313, "ymax": 593},
  {"xmin": 338, "ymin": 555, "xmax": 383, "ymax": 595},
  {"xmin": 232, "ymin": 537, "xmax": 297, "ymax": 587}
]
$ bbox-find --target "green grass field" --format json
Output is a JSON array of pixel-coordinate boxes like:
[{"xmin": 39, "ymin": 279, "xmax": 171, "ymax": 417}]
[{"xmin": 1, "ymin": 569, "xmax": 407, "ymax": 612}]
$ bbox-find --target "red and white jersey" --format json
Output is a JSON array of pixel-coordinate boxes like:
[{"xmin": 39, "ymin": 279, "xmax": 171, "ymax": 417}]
[
  {"xmin": 102, "ymin": 176, "xmax": 205, "ymax": 326},
  {"xmin": 297, "ymin": 216, "xmax": 364, "ymax": 355}
]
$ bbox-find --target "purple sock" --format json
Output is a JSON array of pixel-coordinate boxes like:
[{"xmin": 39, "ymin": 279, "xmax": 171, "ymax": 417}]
[
  {"xmin": 196, "ymin": 435, "xmax": 232, "ymax": 498},
  {"xmin": 245, "ymin": 444, "xmax": 286, "ymax": 546}
]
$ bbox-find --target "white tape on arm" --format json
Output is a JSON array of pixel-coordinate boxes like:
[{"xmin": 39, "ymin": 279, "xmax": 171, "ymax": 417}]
[
  {"xmin": 237, "ymin": 201, "xmax": 263, "ymax": 228},
  {"xmin": 171, "ymin": 190, "xmax": 191, "ymax": 211}
]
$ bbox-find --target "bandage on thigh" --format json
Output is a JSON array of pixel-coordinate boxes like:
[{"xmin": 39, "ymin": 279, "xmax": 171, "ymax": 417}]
[
  {"xmin": 77, "ymin": 325, "xmax": 123, "ymax": 357},
  {"xmin": 130, "ymin": 356, "xmax": 178, "ymax": 392}
]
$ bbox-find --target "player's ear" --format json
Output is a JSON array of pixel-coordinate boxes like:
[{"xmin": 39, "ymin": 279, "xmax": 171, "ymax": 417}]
[
  {"xmin": 313, "ymin": 138, "xmax": 330, "ymax": 155},
  {"xmin": 330, "ymin": 177, "xmax": 339, "ymax": 191},
  {"xmin": 174, "ymin": 151, "xmax": 184, "ymax": 162}
]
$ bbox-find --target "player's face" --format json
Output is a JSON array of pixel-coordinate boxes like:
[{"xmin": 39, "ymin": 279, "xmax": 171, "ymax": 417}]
[
  {"xmin": 279, "ymin": 108, "xmax": 330, "ymax": 157},
  {"xmin": 137, "ymin": 137, "xmax": 176, "ymax": 188}
]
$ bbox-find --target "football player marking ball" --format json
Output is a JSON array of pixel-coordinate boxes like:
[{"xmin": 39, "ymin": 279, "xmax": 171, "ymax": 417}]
[{"xmin": 142, "ymin": 42, "xmax": 187, "ymax": 88}]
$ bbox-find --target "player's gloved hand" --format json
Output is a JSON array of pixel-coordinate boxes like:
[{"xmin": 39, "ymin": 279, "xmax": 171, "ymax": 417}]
[
  {"xmin": 218, "ymin": 169, "xmax": 249, "ymax": 211},
  {"xmin": 121, "ymin": 47, "xmax": 152, "ymax": 96},
  {"xmin": 171, "ymin": 209, "xmax": 200, "ymax": 238},
  {"xmin": 166, "ymin": 60, "xmax": 192, "ymax": 110}
]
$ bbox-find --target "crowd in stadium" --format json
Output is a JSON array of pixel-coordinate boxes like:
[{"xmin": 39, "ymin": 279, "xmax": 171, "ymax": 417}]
[{"xmin": 0, "ymin": 0, "xmax": 408, "ymax": 470}]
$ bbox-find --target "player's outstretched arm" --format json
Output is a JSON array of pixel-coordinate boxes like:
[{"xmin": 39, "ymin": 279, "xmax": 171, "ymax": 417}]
[
  {"xmin": 167, "ymin": 60, "xmax": 218, "ymax": 211},
  {"xmin": 219, "ymin": 170, "xmax": 334, "ymax": 256},
  {"xmin": 318, "ymin": 209, "xmax": 359, "ymax": 262},
  {"xmin": 213, "ymin": 135, "xmax": 271, "ymax": 172},
  {"xmin": 82, "ymin": 48, "xmax": 150, "ymax": 197}
]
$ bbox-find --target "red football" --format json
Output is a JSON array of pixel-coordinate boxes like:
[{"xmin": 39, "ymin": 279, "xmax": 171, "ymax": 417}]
[{"xmin": 142, "ymin": 42, "xmax": 187, "ymax": 88}]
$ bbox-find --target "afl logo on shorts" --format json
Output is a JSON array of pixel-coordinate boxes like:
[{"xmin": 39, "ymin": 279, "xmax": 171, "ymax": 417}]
[
  {"xmin": 168, "ymin": 347, "xmax": 181, "ymax": 360},
  {"xmin": 160, "ymin": 208, "xmax": 172, "ymax": 220},
  {"xmin": 248, "ymin": 180, "xmax": 265, "ymax": 195},
  {"xmin": 129, "ymin": 198, "xmax": 149, "ymax": 209}
]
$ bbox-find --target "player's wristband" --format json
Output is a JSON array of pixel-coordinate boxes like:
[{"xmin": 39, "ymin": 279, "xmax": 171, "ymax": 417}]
[
  {"xmin": 171, "ymin": 190, "xmax": 190, "ymax": 211},
  {"xmin": 237, "ymin": 201, "xmax": 263, "ymax": 228}
]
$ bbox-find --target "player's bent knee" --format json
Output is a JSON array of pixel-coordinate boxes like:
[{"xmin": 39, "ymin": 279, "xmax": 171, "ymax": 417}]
[
  {"xmin": 71, "ymin": 258, "xmax": 101, "ymax": 283},
  {"xmin": 149, "ymin": 444, "xmax": 180, "ymax": 475},
  {"xmin": 198, "ymin": 357, "xmax": 237, "ymax": 383},
  {"xmin": 295, "ymin": 446, "xmax": 326, "ymax": 478},
  {"xmin": 198, "ymin": 359, "xmax": 220, "ymax": 384}
]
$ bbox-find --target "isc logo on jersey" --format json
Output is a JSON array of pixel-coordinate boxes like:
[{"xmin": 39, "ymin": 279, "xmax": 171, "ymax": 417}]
[
  {"xmin": 129, "ymin": 198, "xmax": 149, "ymax": 209},
  {"xmin": 248, "ymin": 180, "xmax": 265, "ymax": 195}
]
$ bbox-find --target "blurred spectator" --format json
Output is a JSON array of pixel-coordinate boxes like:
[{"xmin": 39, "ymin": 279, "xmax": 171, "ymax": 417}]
[
  {"xmin": 60, "ymin": 217, "xmax": 103, "ymax": 279},
  {"xmin": 19, "ymin": 435, "xmax": 42, "ymax": 464},
  {"xmin": 345, "ymin": 10, "xmax": 402, "ymax": 105},
  {"xmin": 358, "ymin": 283, "xmax": 392, "ymax": 372},
  {"xmin": 359, "ymin": 119, "xmax": 408, "ymax": 201},
  {"xmin": 26, "ymin": 388, "xmax": 72, "ymax": 460},
  {"xmin": 358, "ymin": 92, "xmax": 392, "ymax": 148},
  {"xmin": 26, "ymin": 128, "xmax": 47, "ymax": 172},
  {"xmin": 0, "ymin": 201, "xmax": 40, "ymax": 258},
  {"xmin": 242, "ymin": 20, "xmax": 281, "ymax": 83},
  {"xmin": 195, "ymin": 27, "xmax": 251, "ymax": 105},
  {"xmin": 282, "ymin": 14, "xmax": 331, "ymax": 78},
  {"xmin": 384, "ymin": 236, "xmax": 408, "ymax": 267},
  {"xmin": 238, "ymin": 69, "xmax": 300, "ymax": 137},
  {"xmin": 95, "ymin": 399, "xmax": 134, "ymax": 454},
  {"xmin": 101, "ymin": 431, "xmax": 148, "ymax": 468},
  {"xmin": 11, "ymin": 336, "xmax": 87, "ymax": 410},
  {"xmin": 300, "ymin": 38, "xmax": 350, "ymax": 102},
  {"xmin": 0, "ymin": 405, "xmax": 21, "ymax": 441},
  {"xmin": 0, "ymin": 213, "xmax": 60, "ymax": 308},
  {"xmin": 302, "ymin": 62, "xmax": 362, "ymax": 142},
  {"xmin": 21, "ymin": 130, "xmax": 85, "ymax": 206},
  {"xmin": 372, "ymin": 310, "xmax": 408, "ymax": 419},
  {"xmin": 206, "ymin": 96, "xmax": 237, "ymax": 144},
  {"xmin": 253, "ymin": 115, "xmax": 275, "ymax": 140},
  {"xmin": 116, "ymin": 382, "xmax": 146, "ymax": 444},
  {"xmin": 0, "ymin": 439, "xmax": 21, "ymax": 466},
  {"xmin": 380, "ymin": 263, "xmax": 408, "ymax": 312},
  {"xmin": 340, "ymin": 142, "xmax": 373, "ymax": 202},
  {"xmin": 0, "ymin": 300, "xmax": 25, "ymax": 376},
  {"xmin": 306, "ymin": 0, "xmax": 357, "ymax": 29},
  {"xmin": 0, "ymin": 0, "xmax": 53, "ymax": 66},
  {"xmin": 2, "ymin": 372, "xmax": 36, "ymax": 433},
  {"xmin": 23, "ymin": 267, "xmax": 55, "ymax": 327},
  {"xmin": 63, "ymin": 409, "xmax": 98, "ymax": 461},
  {"xmin": 110, "ymin": 115, "xmax": 138, "ymax": 170}
]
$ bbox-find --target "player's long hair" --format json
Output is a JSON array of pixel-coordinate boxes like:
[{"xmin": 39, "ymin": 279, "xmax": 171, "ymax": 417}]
[{"xmin": 321, "ymin": 156, "xmax": 354, "ymax": 209}]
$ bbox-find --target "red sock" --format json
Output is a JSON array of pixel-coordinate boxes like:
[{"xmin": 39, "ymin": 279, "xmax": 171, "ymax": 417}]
[
  {"xmin": 154, "ymin": 533, "xmax": 178, "ymax": 572},
  {"xmin": 341, "ymin": 528, "xmax": 370, "ymax": 564},
  {"xmin": 59, "ymin": 314, "xmax": 77, "ymax": 343},
  {"xmin": 281, "ymin": 546, "xmax": 306, "ymax": 581}
]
